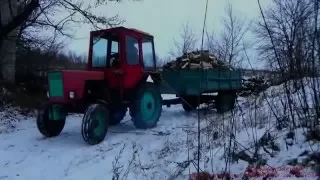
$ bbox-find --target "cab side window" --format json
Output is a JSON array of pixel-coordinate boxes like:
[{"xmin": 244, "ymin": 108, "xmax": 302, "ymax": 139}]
[
  {"xmin": 110, "ymin": 40, "xmax": 120, "ymax": 67},
  {"xmin": 142, "ymin": 38, "xmax": 155, "ymax": 69},
  {"xmin": 126, "ymin": 36, "xmax": 139, "ymax": 65}
]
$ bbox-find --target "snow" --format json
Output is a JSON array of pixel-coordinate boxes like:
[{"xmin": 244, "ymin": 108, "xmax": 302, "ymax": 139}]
[
  {"xmin": 1, "ymin": 79, "xmax": 320, "ymax": 180},
  {"xmin": 0, "ymin": 104, "xmax": 197, "ymax": 180}
]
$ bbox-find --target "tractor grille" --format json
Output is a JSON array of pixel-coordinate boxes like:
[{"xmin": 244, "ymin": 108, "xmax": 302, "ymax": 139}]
[{"xmin": 48, "ymin": 71, "xmax": 64, "ymax": 97}]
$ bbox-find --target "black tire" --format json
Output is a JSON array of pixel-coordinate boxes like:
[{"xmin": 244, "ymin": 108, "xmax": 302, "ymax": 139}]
[
  {"xmin": 109, "ymin": 106, "xmax": 127, "ymax": 126},
  {"xmin": 81, "ymin": 104, "xmax": 109, "ymax": 145},
  {"xmin": 182, "ymin": 102, "xmax": 193, "ymax": 112},
  {"xmin": 130, "ymin": 82, "xmax": 162, "ymax": 129},
  {"xmin": 181, "ymin": 96, "xmax": 198, "ymax": 112},
  {"xmin": 36, "ymin": 103, "xmax": 66, "ymax": 137},
  {"xmin": 216, "ymin": 91, "xmax": 236, "ymax": 114}
]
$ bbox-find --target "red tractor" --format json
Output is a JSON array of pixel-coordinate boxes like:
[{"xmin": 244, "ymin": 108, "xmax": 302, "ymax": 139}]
[{"xmin": 38, "ymin": 27, "xmax": 163, "ymax": 145}]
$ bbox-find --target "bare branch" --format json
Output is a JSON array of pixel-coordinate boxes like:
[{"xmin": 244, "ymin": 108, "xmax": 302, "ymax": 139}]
[
  {"xmin": 206, "ymin": 3, "xmax": 251, "ymax": 68},
  {"xmin": 169, "ymin": 22, "xmax": 198, "ymax": 58},
  {"xmin": 0, "ymin": 0, "xmax": 39, "ymax": 41}
]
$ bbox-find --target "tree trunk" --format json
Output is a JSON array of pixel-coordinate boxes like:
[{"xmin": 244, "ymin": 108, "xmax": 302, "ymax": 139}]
[{"xmin": 0, "ymin": 0, "xmax": 18, "ymax": 83}]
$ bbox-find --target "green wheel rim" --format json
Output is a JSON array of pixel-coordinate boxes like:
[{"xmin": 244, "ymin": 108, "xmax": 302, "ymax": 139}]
[
  {"xmin": 140, "ymin": 92, "xmax": 158, "ymax": 123},
  {"xmin": 93, "ymin": 109, "xmax": 105, "ymax": 137}
]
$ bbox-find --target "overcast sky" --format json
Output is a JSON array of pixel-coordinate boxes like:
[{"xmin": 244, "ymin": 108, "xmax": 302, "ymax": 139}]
[{"xmin": 65, "ymin": 0, "xmax": 270, "ymax": 68}]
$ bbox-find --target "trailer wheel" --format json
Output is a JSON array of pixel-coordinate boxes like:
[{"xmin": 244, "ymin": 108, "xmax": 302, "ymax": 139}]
[
  {"xmin": 36, "ymin": 103, "xmax": 66, "ymax": 137},
  {"xmin": 81, "ymin": 104, "xmax": 109, "ymax": 145},
  {"xmin": 130, "ymin": 82, "xmax": 162, "ymax": 129},
  {"xmin": 109, "ymin": 107, "xmax": 127, "ymax": 126},
  {"xmin": 182, "ymin": 103, "xmax": 194, "ymax": 112},
  {"xmin": 181, "ymin": 97, "xmax": 198, "ymax": 112},
  {"xmin": 216, "ymin": 91, "xmax": 236, "ymax": 114}
]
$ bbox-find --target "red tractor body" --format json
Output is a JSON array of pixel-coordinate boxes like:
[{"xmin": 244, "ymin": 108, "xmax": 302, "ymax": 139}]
[
  {"xmin": 39, "ymin": 27, "xmax": 163, "ymax": 145},
  {"xmin": 47, "ymin": 26, "xmax": 158, "ymax": 106}
]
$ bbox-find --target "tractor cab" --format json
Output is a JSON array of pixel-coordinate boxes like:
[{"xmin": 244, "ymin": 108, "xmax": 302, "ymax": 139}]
[{"xmin": 88, "ymin": 27, "xmax": 157, "ymax": 88}]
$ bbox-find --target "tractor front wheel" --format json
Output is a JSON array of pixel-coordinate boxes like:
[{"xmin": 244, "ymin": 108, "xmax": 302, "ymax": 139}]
[
  {"xmin": 130, "ymin": 82, "xmax": 162, "ymax": 129},
  {"xmin": 36, "ymin": 103, "xmax": 66, "ymax": 137},
  {"xmin": 81, "ymin": 104, "xmax": 109, "ymax": 145}
]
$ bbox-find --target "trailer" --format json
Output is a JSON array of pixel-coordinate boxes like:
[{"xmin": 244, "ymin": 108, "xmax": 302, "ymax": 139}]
[
  {"xmin": 157, "ymin": 68, "xmax": 241, "ymax": 112},
  {"xmin": 37, "ymin": 26, "xmax": 242, "ymax": 145}
]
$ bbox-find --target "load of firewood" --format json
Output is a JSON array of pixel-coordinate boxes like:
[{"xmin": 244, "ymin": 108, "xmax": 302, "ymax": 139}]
[
  {"xmin": 239, "ymin": 76, "xmax": 270, "ymax": 96},
  {"xmin": 163, "ymin": 50, "xmax": 233, "ymax": 70}
]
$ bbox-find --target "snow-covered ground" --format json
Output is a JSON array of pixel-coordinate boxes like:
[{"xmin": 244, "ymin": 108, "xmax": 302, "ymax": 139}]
[
  {"xmin": 0, "ymin": 99, "xmax": 203, "ymax": 180},
  {"xmin": 1, "ymin": 79, "xmax": 320, "ymax": 180}
]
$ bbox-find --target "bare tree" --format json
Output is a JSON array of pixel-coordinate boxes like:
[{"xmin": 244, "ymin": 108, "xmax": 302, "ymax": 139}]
[
  {"xmin": 0, "ymin": 0, "xmax": 125, "ymax": 41},
  {"xmin": 0, "ymin": 0, "xmax": 135, "ymax": 83},
  {"xmin": 255, "ymin": 0, "xmax": 320, "ymax": 127},
  {"xmin": 206, "ymin": 3, "xmax": 251, "ymax": 68},
  {"xmin": 169, "ymin": 22, "xmax": 198, "ymax": 58},
  {"xmin": 254, "ymin": 0, "xmax": 318, "ymax": 77}
]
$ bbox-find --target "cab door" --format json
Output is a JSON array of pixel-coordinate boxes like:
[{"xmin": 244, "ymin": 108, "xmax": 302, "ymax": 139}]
[
  {"xmin": 89, "ymin": 31, "xmax": 122, "ymax": 88},
  {"xmin": 105, "ymin": 35, "xmax": 123, "ymax": 88},
  {"xmin": 122, "ymin": 32, "xmax": 144, "ymax": 89}
]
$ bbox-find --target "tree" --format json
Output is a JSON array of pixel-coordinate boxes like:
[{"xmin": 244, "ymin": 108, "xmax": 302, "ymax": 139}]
[
  {"xmin": 0, "ymin": 0, "xmax": 132, "ymax": 83},
  {"xmin": 205, "ymin": 3, "xmax": 251, "ymax": 68},
  {"xmin": 169, "ymin": 21, "xmax": 198, "ymax": 58},
  {"xmin": 254, "ymin": 0, "xmax": 319, "ymax": 77},
  {"xmin": 255, "ymin": 0, "xmax": 320, "ymax": 126},
  {"xmin": 0, "ymin": 0, "xmax": 125, "ymax": 41}
]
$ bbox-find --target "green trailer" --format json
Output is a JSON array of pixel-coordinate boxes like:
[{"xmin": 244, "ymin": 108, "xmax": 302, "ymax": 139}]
[{"xmin": 154, "ymin": 68, "xmax": 242, "ymax": 113}]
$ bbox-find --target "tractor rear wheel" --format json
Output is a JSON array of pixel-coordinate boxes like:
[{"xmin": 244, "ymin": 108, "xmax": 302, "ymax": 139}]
[
  {"xmin": 216, "ymin": 91, "xmax": 237, "ymax": 114},
  {"xmin": 36, "ymin": 103, "xmax": 66, "ymax": 137},
  {"xmin": 81, "ymin": 104, "xmax": 109, "ymax": 145},
  {"xmin": 130, "ymin": 82, "xmax": 162, "ymax": 129},
  {"xmin": 109, "ymin": 106, "xmax": 127, "ymax": 126}
]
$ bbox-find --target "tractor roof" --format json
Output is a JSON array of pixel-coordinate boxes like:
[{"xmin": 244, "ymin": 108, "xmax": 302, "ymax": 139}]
[{"xmin": 90, "ymin": 26, "xmax": 153, "ymax": 38}]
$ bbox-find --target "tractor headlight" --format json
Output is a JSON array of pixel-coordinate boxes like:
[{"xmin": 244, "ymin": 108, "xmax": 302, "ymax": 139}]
[{"xmin": 69, "ymin": 91, "xmax": 75, "ymax": 99}]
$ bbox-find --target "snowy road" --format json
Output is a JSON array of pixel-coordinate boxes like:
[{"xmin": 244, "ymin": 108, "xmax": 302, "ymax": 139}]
[{"xmin": 0, "ymin": 101, "xmax": 202, "ymax": 180}]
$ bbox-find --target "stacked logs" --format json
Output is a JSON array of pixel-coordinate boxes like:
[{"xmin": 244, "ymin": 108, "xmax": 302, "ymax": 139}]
[
  {"xmin": 163, "ymin": 50, "xmax": 232, "ymax": 70},
  {"xmin": 239, "ymin": 77, "xmax": 270, "ymax": 96}
]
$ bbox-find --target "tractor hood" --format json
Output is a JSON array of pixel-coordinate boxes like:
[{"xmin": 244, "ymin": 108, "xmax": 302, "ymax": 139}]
[
  {"xmin": 47, "ymin": 70, "xmax": 104, "ymax": 102},
  {"xmin": 60, "ymin": 70, "xmax": 105, "ymax": 79}
]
